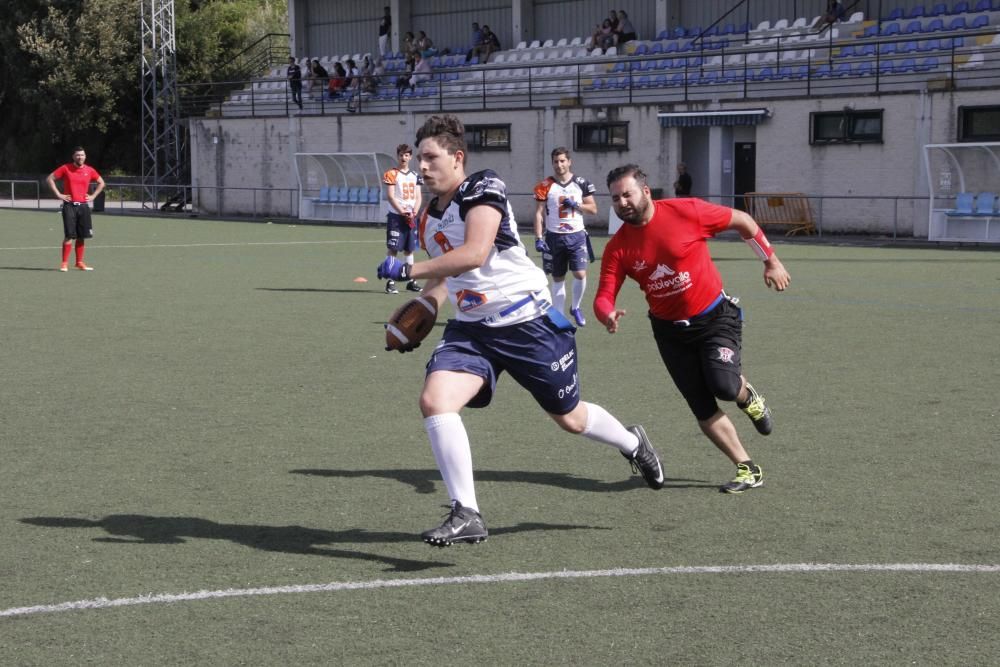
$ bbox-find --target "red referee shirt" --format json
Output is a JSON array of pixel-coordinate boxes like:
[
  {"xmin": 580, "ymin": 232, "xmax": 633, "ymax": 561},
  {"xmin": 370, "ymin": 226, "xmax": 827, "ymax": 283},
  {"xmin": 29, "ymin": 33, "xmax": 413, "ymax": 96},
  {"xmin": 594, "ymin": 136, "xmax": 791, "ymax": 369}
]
[
  {"xmin": 51, "ymin": 163, "xmax": 101, "ymax": 203},
  {"xmin": 594, "ymin": 198, "xmax": 733, "ymax": 322}
]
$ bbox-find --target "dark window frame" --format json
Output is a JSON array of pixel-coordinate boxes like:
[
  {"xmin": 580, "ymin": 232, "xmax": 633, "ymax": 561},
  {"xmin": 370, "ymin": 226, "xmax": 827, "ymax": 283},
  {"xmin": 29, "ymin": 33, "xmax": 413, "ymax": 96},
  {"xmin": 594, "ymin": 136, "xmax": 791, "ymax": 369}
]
[
  {"xmin": 464, "ymin": 124, "xmax": 511, "ymax": 152},
  {"xmin": 573, "ymin": 122, "xmax": 630, "ymax": 151},
  {"xmin": 809, "ymin": 109, "xmax": 884, "ymax": 145},
  {"xmin": 958, "ymin": 105, "xmax": 1000, "ymax": 142}
]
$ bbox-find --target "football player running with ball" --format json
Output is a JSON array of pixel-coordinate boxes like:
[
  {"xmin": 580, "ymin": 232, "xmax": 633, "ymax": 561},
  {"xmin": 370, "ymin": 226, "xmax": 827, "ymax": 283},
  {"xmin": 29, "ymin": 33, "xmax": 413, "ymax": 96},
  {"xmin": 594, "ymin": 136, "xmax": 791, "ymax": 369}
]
[
  {"xmin": 533, "ymin": 147, "xmax": 598, "ymax": 327},
  {"xmin": 596, "ymin": 164, "xmax": 791, "ymax": 494},
  {"xmin": 377, "ymin": 115, "xmax": 664, "ymax": 547},
  {"xmin": 381, "ymin": 143, "xmax": 423, "ymax": 294}
]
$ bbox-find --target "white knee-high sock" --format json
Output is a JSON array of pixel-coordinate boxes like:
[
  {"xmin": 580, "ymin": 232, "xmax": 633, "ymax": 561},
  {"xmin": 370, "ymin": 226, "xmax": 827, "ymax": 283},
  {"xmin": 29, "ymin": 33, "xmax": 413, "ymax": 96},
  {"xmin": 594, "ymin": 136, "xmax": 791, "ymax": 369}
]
[
  {"xmin": 551, "ymin": 280, "xmax": 567, "ymax": 314},
  {"xmin": 580, "ymin": 402, "xmax": 639, "ymax": 455},
  {"xmin": 424, "ymin": 413, "xmax": 478, "ymax": 511},
  {"xmin": 405, "ymin": 253, "xmax": 415, "ymax": 266},
  {"xmin": 571, "ymin": 276, "xmax": 587, "ymax": 310}
]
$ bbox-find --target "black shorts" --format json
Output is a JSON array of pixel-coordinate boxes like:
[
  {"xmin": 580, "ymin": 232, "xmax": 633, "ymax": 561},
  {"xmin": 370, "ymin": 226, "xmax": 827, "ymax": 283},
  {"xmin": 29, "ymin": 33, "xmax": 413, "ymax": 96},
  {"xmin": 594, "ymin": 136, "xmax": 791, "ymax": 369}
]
[
  {"xmin": 649, "ymin": 297, "xmax": 744, "ymax": 421},
  {"xmin": 62, "ymin": 203, "xmax": 93, "ymax": 240}
]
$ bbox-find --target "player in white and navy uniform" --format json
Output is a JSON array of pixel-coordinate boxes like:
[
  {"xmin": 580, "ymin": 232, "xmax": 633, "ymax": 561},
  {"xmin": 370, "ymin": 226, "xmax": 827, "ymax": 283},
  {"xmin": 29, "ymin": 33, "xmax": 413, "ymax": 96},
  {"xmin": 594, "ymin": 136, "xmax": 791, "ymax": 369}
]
[
  {"xmin": 376, "ymin": 115, "xmax": 663, "ymax": 547},
  {"xmin": 382, "ymin": 143, "xmax": 423, "ymax": 294},
  {"xmin": 533, "ymin": 148, "xmax": 597, "ymax": 327}
]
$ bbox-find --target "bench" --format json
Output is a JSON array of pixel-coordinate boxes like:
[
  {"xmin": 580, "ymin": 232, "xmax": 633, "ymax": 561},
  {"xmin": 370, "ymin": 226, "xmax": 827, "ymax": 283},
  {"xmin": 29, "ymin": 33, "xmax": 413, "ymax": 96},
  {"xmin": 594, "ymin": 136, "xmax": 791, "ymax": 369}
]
[{"xmin": 743, "ymin": 192, "xmax": 817, "ymax": 236}]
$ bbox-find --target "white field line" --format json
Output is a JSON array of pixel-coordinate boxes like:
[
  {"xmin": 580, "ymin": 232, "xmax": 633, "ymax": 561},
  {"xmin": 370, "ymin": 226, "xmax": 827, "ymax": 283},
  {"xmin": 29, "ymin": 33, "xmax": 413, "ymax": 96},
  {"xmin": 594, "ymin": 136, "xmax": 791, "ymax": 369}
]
[
  {"xmin": 2, "ymin": 562, "xmax": 998, "ymax": 619},
  {"xmin": 0, "ymin": 240, "xmax": 379, "ymax": 251}
]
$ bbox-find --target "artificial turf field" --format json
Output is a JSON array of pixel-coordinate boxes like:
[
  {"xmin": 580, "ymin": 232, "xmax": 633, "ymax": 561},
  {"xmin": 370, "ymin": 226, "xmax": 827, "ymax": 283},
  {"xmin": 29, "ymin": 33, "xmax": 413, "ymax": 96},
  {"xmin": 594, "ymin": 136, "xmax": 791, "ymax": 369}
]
[{"xmin": 1, "ymin": 208, "xmax": 998, "ymax": 665}]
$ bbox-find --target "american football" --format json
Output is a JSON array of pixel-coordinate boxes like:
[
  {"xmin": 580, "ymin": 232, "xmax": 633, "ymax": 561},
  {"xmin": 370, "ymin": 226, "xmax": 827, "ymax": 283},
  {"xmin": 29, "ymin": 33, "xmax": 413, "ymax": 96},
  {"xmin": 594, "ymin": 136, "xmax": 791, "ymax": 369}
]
[{"xmin": 385, "ymin": 294, "xmax": 439, "ymax": 351}]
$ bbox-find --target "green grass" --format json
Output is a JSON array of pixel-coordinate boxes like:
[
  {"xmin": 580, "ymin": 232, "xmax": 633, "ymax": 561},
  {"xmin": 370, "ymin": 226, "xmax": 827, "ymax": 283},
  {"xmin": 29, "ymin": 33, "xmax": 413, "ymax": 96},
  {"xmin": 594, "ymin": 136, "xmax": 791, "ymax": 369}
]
[{"xmin": 1, "ymin": 208, "xmax": 999, "ymax": 665}]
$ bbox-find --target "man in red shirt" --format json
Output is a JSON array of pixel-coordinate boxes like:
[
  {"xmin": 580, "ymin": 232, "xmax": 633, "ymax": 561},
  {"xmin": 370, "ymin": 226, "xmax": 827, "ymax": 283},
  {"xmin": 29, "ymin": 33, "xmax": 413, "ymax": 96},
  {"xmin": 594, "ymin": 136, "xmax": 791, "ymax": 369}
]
[
  {"xmin": 595, "ymin": 164, "xmax": 791, "ymax": 494},
  {"xmin": 46, "ymin": 147, "xmax": 105, "ymax": 271}
]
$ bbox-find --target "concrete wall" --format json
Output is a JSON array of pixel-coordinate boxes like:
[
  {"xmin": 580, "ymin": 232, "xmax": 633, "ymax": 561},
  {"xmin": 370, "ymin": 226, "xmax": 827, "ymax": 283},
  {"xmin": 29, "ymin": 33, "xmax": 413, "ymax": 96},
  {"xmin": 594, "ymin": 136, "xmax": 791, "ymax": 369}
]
[{"xmin": 189, "ymin": 87, "xmax": 1000, "ymax": 236}]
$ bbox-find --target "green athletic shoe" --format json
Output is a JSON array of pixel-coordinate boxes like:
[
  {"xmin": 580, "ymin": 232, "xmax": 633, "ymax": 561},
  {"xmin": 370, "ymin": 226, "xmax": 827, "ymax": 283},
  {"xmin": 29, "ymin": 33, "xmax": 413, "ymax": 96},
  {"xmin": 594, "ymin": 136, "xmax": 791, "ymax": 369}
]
[
  {"xmin": 739, "ymin": 383, "xmax": 773, "ymax": 435},
  {"xmin": 719, "ymin": 463, "xmax": 763, "ymax": 494}
]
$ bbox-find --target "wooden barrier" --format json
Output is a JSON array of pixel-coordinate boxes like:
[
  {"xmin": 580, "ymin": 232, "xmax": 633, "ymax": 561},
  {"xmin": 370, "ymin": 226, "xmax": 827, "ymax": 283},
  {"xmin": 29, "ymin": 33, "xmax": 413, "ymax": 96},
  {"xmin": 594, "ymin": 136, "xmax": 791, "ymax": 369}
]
[{"xmin": 743, "ymin": 192, "xmax": 817, "ymax": 236}]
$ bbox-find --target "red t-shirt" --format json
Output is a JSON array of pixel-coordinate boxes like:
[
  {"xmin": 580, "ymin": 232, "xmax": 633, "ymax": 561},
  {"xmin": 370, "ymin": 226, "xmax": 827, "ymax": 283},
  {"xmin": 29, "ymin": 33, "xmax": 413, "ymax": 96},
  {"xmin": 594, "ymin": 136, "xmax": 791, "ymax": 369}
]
[
  {"xmin": 51, "ymin": 163, "xmax": 101, "ymax": 203},
  {"xmin": 594, "ymin": 198, "xmax": 733, "ymax": 322}
]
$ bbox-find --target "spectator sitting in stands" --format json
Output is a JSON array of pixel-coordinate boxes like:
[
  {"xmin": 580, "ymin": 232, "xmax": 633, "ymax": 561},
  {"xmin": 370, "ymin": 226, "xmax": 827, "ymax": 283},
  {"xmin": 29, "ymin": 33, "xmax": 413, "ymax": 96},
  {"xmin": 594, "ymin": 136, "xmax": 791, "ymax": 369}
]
[
  {"xmin": 403, "ymin": 31, "xmax": 418, "ymax": 60},
  {"xmin": 409, "ymin": 51, "xmax": 433, "ymax": 89},
  {"xmin": 416, "ymin": 31, "xmax": 437, "ymax": 58},
  {"xmin": 471, "ymin": 25, "xmax": 501, "ymax": 63},
  {"xmin": 310, "ymin": 59, "xmax": 329, "ymax": 99},
  {"xmin": 616, "ymin": 10, "xmax": 637, "ymax": 43},
  {"xmin": 327, "ymin": 62, "xmax": 347, "ymax": 98},
  {"xmin": 363, "ymin": 56, "xmax": 382, "ymax": 94},
  {"xmin": 591, "ymin": 19, "xmax": 617, "ymax": 52},
  {"xmin": 817, "ymin": 0, "xmax": 847, "ymax": 27},
  {"xmin": 608, "ymin": 10, "xmax": 620, "ymax": 33}
]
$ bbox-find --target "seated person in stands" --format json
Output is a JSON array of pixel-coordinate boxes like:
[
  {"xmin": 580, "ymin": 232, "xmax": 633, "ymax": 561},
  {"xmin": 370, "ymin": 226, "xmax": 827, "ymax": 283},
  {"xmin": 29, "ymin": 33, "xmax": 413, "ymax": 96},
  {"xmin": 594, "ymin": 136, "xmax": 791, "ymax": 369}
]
[
  {"xmin": 327, "ymin": 62, "xmax": 347, "ymax": 98},
  {"xmin": 416, "ymin": 31, "xmax": 437, "ymax": 58},
  {"xmin": 616, "ymin": 10, "xmax": 637, "ymax": 43},
  {"xmin": 403, "ymin": 31, "xmax": 419, "ymax": 61},
  {"xmin": 591, "ymin": 19, "xmax": 617, "ymax": 52},
  {"xmin": 310, "ymin": 59, "xmax": 328, "ymax": 99},
  {"xmin": 410, "ymin": 52, "xmax": 433, "ymax": 88},
  {"xmin": 471, "ymin": 25, "xmax": 501, "ymax": 63},
  {"xmin": 608, "ymin": 10, "xmax": 620, "ymax": 33},
  {"xmin": 819, "ymin": 0, "xmax": 847, "ymax": 27},
  {"xmin": 363, "ymin": 57, "xmax": 383, "ymax": 94}
]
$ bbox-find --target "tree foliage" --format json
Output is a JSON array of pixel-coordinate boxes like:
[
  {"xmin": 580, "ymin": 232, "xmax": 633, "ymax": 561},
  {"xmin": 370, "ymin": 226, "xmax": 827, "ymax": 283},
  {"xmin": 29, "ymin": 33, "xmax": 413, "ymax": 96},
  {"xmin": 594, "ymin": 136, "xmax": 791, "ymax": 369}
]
[{"xmin": 0, "ymin": 0, "xmax": 287, "ymax": 174}]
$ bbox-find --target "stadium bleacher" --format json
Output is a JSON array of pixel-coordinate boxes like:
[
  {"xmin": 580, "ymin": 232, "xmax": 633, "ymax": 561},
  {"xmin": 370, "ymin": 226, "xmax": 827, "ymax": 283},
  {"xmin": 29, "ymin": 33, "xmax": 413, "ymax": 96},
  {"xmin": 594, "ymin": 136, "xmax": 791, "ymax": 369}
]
[{"xmin": 218, "ymin": 1, "xmax": 1000, "ymax": 117}]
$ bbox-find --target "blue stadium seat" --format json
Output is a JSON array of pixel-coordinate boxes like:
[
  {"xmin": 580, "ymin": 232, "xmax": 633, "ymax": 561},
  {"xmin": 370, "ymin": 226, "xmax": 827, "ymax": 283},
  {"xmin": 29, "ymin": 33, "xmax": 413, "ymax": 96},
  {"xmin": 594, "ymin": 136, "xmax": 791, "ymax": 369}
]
[
  {"xmin": 898, "ymin": 40, "xmax": 919, "ymax": 53},
  {"xmin": 649, "ymin": 42, "xmax": 664, "ymax": 55},
  {"xmin": 667, "ymin": 72, "xmax": 686, "ymax": 86},
  {"xmin": 720, "ymin": 23, "xmax": 737, "ymax": 35},
  {"xmin": 974, "ymin": 192, "xmax": 997, "ymax": 215},
  {"xmin": 950, "ymin": 192, "xmax": 975, "ymax": 214},
  {"xmin": 930, "ymin": 2, "xmax": 948, "ymax": 15},
  {"xmin": 926, "ymin": 18, "xmax": 945, "ymax": 31},
  {"xmin": 951, "ymin": 0, "xmax": 970, "ymax": 12},
  {"xmin": 685, "ymin": 26, "xmax": 702, "ymax": 37},
  {"xmin": 814, "ymin": 63, "xmax": 833, "ymax": 77},
  {"xmin": 881, "ymin": 21, "xmax": 902, "ymax": 35},
  {"xmin": 634, "ymin": 74, "xmax": 652, "ymax": 88},
  {"xmin": 864, "ymin": 25, "xmax": 879, "ymax": 37},
  {"xmin": 903, "ymin": 19, "xmax": 925, "ymax": 33},
  {"xmin": 347, "ymin": 187, "xmax": 361, "ymax": 204},
  {"xmin": 973, "ymin": 0, "xmax": 992, "ymax": 11},
  {"xmin": 656, "ymin": 30, "xmax": 670, "ymax": 41},
  {"xmin": 970, "ymin": 14, "xmax": 989, "ymax": 28},
  {"xmin": 633, "ymin": 44, "xmax": 649, "ymax": 56},
  {"xmin": 698, "ymin": 70, "xmax": 719, "ymax": 85},
  {"xmin": 917, "ymin": 37, "xmax": 942, "ymax": 51},
  {"xmin": 895, "ymin": 57, "xmax": 917, "ymax": 72},
  {"xmin": 908, "ymin": 4, "xmax": 927, "ymax": 17},
  {"xmin": 886, "ymin": 7, "xmax": 905, "ymax": 20},
  {"xmin": 947, "ymin": 16, "xmax": 967, "ymax": 29},
  {"xmin": 335, "ymin": 186, "xmax": 349, "ymax": 203},
  {"xmin": 880, "ymin": 41, "xmax": 899, "ymax": 54},
  {"xmin": 854, "ymin": 60, "xmax": 874, "ymax": 76},
  {"xmin": 836, "ymin": 45, "xmax": 855, "ymax": 57},
  {"xmin": 833, "ymin": 62, "xmax": 853, "ymax": 77},
  {"xmin": 858, "ymin": 43, "xmax": 877, "ymax": 56},
  {"xmin": 652, "ymin": 73, "xmax": 670, "ymax": 87},
  {"xmin": 663, "ymin": 41, "xmax": 679, "ymax": 54},
  {"xmin": 315, "ymin": 186, "xmax": 330, "ymax": 203}
]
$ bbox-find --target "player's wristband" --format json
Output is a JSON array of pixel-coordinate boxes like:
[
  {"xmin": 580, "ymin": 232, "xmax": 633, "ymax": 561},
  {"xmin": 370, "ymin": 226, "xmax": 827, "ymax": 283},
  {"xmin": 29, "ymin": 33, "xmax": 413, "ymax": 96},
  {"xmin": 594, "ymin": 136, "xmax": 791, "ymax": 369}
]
[{"xmin": 745, "ymin": 228, "xmax": 775, "ymax": 261}]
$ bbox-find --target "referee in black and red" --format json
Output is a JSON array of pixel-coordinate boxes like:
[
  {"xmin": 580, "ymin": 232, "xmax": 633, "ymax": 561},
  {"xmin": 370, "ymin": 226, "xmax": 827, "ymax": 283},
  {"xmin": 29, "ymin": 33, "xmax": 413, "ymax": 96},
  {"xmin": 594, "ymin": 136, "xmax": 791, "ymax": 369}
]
[{"xmin": 46, "ymin": 146, "xmax": 105, "ymax": 271}]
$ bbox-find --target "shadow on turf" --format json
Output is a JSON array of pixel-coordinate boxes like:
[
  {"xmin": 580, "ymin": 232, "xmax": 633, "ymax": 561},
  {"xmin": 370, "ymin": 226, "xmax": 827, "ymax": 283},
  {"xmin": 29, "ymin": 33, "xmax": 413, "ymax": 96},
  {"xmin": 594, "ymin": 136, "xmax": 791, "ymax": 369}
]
[
  {"xmin": 291, "ymin": 468, "xmax": 712, "ymax": 492},
  {"xmin": 20, "ymin": 514, "xmax": 603, "ymax": 573},
  {"xmin": 0, "ymin": 266, "xmax": 57, "ymax": 271}
]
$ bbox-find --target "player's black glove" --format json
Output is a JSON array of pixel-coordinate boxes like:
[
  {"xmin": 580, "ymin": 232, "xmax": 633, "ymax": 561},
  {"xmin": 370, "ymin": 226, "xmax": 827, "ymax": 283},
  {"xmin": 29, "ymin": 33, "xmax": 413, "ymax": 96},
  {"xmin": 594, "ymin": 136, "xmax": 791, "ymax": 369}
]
[
  {"xmin": 377, "ymin": 256, "xmax": 411, "ymax": 280},
  {"xmin": 534, "ymin": 237, "xmax": 550, "ymax": 254}
]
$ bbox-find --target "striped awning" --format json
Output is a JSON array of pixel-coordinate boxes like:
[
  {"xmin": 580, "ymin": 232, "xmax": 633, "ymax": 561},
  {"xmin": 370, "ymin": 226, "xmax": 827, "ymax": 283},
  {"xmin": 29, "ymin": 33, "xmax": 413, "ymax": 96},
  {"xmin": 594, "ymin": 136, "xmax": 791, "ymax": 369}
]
[{"xmin": 658, "ymin": 108, "xmax": 770, "ymax": 128}]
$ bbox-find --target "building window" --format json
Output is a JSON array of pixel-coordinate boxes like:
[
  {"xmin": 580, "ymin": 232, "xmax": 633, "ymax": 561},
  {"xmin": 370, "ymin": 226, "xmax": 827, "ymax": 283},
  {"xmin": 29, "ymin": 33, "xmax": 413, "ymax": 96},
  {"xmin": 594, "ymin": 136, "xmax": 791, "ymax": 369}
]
[
  {"xmin": 810, "ymin": 110, "xmax": 883, "ymax": 144},
  {"xmin": 958, "ymin": 106, "xmax": 1000, "ymax": 142},
  {"xmin": 465, "ymin": 124, "xmax": 511, "ymax": 151},
  {"xmin": 574, "ymin": 122, "xmax": 629, "ymax": 151}
]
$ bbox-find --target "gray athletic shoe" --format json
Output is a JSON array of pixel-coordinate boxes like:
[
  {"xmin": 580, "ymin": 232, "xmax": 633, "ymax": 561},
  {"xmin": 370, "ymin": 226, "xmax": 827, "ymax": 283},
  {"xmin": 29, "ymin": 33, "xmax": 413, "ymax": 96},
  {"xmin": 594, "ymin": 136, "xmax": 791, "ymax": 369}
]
[{"xmin": 421, "ymin": 501, "xmax": 488, "ymax": 547}]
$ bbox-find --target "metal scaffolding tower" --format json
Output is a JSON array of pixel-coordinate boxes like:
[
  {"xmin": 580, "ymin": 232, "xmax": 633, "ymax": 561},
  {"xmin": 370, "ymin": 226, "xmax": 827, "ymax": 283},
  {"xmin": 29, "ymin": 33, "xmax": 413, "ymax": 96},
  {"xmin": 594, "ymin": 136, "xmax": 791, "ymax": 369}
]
[{"xmin": 140, "ymin": 0, "xmax": 187, "ymax": 209}]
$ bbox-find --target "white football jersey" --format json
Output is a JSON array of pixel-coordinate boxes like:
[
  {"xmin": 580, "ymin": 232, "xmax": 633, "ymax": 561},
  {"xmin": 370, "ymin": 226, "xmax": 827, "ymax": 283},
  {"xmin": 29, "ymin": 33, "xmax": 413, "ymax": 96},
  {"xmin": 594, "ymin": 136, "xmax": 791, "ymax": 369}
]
[
  {"xmin": 419, "ymin": 170, "xmax": 550, "ymax": 327},
  {"xmin": 383, "ymin": 167, "xmax": 421, "ymax": 214},
  {"xmin": 534, "ymin": 175, "xmax": 595, "ymax": 234}
]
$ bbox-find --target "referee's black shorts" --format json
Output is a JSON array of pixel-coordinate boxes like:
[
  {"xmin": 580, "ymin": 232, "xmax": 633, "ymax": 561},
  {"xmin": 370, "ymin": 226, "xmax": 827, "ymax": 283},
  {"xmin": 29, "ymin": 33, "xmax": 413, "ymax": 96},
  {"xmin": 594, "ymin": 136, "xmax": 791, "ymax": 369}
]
[
  {"xmin": 61, "ymin": 202, "xmax": 93, "ymax": 240},
  {"xmin": 649, "ymin": 297, "xmax": 744, "ymax": 421}
]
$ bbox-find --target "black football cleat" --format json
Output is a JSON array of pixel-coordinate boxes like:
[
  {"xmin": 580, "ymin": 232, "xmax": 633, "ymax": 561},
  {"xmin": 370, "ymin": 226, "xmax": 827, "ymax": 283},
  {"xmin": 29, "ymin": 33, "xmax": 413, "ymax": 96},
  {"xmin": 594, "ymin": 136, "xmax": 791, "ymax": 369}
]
[
  {"xmin": 623, "ymin": 424, "xmax": 665, "ymax": 490},
  {"xmin": 421, "ymin": 501, "xmax": 488, "ymax": 547}
]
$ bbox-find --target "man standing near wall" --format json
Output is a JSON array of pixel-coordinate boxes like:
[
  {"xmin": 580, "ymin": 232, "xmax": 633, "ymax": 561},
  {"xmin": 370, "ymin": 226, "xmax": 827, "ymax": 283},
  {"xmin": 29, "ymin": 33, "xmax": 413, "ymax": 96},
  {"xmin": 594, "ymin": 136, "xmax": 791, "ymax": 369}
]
[
  {"xmin": 46, "ymin": 147, "xmax": 105, "ymax": 272},
  {"xmin": 382, "ymin": 143, "xmax": 423, "ymax": 294}
]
